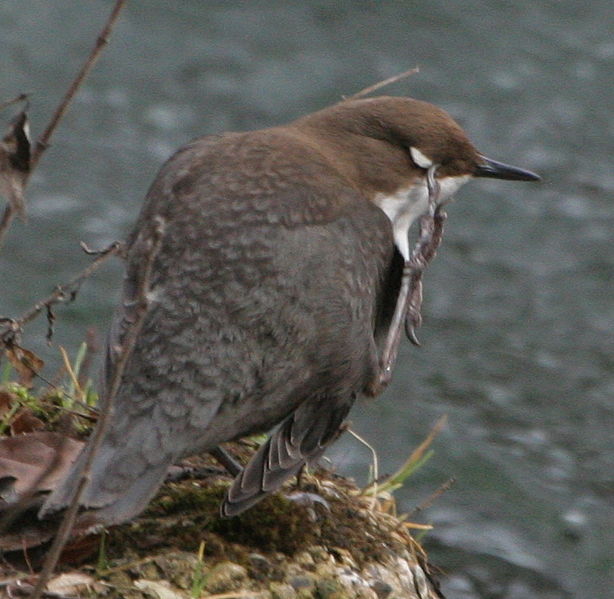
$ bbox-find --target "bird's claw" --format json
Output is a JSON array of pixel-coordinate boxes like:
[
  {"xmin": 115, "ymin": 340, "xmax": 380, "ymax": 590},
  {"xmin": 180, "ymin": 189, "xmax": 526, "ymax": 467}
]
[
  {"xmin": 404, "ymin": 274, "xmax": 424, "ymax": 345},
  {"xmin": 405, "ymin": 320, "xmax": 421, "ymax": 346},
  {"xmin": 286, "ymin": 491, "xmax": 331, "ymax": 511}
]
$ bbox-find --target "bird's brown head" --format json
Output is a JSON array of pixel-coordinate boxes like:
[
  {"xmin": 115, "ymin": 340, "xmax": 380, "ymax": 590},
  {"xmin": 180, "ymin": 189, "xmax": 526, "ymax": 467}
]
[
  {"xmin": 293, "ymin": 95, "xmax": 540, "ymax": 260},
  {"xmin": 294, "ymin": 95, "xmax": 540, "ymax": 193}
]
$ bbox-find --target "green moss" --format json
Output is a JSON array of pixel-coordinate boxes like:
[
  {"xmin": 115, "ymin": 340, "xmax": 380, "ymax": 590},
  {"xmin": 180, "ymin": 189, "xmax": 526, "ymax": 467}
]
[
  {"xmin": 0, "ymin": 382, "xmax": 95, "ymax": 435},
  {"xmin": 211, "ymin": 494, "xmax": 316, "ymax": 554},
  {"xmin": 106, "ymin": 480, "xmax": 316, "ymax": 566}
]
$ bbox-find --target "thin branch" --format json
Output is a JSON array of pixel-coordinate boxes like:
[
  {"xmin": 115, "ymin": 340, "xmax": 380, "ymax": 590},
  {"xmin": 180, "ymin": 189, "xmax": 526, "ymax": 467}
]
[
  {"xmin": 344, "ymin": 66, "xmax": 420, "ymax": 102},
  {"xmin": 0, "ymin": 93, "xmax": 29, "ymax": 113},
  {"xmin": 406, "ymin": 476, "xmax": 456, "ymax": 518},
  {"xmin": 30, "ymin": 217, "xmax": 164, "ymax": 599},
  {"xmin": 29, "ymin": 0, "xmax": 128, "ymax": 171},
  {"xmin": 0, "ymin": 241, "xmax": 123, "ymax": 348}
]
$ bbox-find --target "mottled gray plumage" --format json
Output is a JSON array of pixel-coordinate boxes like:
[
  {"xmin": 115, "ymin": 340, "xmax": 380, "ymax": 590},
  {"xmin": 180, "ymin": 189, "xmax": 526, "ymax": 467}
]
[{"xmin": 41, "ymin": 96, "xmax": 539, "ymax": 524}]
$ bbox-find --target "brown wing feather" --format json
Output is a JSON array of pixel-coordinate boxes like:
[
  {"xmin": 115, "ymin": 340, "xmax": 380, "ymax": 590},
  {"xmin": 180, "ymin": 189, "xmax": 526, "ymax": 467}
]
[{"xmin": 221, "ymin": 395, "xmax": 352, "ymax": 517}]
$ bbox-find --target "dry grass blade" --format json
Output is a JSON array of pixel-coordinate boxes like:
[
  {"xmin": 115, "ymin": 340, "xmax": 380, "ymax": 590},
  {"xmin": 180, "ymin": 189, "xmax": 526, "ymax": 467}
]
[
  {"xmin": 402, "ymin": 414, "xmax": 447, "ymax": 471},
  {"xmin": 59, "ymin": 346, "xmax": 84, "ymax": 403},
  {"xmin": 344, "ymin": 66, "xmax": 420, "ymax": 101},
  {"xmin": 402, "ymin": 522, "xmax": 434, "ymax": 531}
]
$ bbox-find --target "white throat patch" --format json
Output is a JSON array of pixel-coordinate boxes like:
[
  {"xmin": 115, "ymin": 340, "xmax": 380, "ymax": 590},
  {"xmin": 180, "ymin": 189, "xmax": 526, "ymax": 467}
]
[{"xmin": 374, "ymin": 175, "xmax": 471, "ymax": 259}]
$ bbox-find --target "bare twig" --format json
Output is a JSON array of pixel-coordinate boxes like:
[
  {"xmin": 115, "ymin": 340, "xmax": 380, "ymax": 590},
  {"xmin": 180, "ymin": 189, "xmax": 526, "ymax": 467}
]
[
  {"xmin": 344, "ymin": 66, "xmax": 420, "ymax": 102},
  {"xmin": 406, "ymin": 476, "xmax": 456, "ymax": 518},
  {"xmin": 30, "ymin": 217, "xmax": 164, "ymax": 599},
  {"xmin": 0, "ymin": 93, "xmax": 29, "ymax": 113},
  {"xmin": 29, "ymin": 0, "xmax": 128, "ymax": 171},
  {"xmin": 0, "ymin": 241, "xmax": 123, "ymax": 348}
]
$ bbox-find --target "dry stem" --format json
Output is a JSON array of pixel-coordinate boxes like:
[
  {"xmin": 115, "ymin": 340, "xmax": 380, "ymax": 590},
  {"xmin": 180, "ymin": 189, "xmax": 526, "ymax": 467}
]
[
  {"xmin": 0, "ymin": 94, "xmax": 29, "ymax": 113},
  {"xmin": 29, "ymin": 0, "xmax": 127, "ymax": 171},
  {"xmin": 344, "ymin": 66, "xmax": 420, "ymax": 101}
]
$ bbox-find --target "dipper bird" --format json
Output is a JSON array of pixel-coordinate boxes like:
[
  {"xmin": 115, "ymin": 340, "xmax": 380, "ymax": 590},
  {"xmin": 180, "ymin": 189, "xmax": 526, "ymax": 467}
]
[{"xmin": 42, "ymin": 96, "xmax": 539, "ymax": 524}]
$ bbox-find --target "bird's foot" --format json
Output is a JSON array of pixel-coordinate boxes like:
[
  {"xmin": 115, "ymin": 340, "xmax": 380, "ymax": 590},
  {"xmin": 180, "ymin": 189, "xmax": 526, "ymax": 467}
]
[
  {"xmin": 403, "ymin": 206, "xmax": 447, "ymax": 345},
  {"xmin": 285, "ymin": 490, "xmax": 331, "ymax": 522},
  {"xmin": 286, "ymin": 466, "xmax": 331, "ymax": 517},
  {"xmin": 372, "ymin": 198, "xmax": 448, "ymax": 395}
]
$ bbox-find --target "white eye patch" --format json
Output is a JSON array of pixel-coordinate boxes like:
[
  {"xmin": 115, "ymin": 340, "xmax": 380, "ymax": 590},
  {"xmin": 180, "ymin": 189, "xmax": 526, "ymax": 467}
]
[{"xmin": 409, "ymin": 146, "xmax": 433, "ymax": 169}]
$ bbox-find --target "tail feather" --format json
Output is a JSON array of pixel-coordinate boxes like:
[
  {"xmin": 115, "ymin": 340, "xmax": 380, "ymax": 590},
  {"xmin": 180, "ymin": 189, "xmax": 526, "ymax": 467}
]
[
  {"xmin": 221, "ymin": 395, "xmax": 352, "ymax": 517},
  {"xmin": 40, "ymin": 439, "xmax": 172, "ymax": 527}
]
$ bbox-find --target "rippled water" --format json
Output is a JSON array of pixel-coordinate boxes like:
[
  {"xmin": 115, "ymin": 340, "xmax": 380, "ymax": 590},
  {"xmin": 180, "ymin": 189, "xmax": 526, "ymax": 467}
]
[{"xmin": 1, "ymin": 2, "xmax": 612, "ymax": 597}]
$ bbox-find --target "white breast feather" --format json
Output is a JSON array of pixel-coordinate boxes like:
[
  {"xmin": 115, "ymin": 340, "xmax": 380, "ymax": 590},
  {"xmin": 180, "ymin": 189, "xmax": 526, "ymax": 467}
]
[{"xmin": 374, "ymin": 175, "xmax": 471, "ymax": 259}]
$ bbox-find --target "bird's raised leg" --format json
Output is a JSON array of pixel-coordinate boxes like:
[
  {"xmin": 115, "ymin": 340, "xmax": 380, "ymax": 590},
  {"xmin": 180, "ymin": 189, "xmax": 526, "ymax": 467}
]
[
  {"xmin": 370, "ymin": 165, "xmax": 447, "ymax": 395},
  {"xmin": 209, "ymin": 445, "xmax": 243, "ymax": 477}
]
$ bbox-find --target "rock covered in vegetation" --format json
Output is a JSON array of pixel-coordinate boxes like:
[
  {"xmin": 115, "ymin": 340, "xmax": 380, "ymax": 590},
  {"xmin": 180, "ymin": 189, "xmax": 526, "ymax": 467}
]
[
  {"xmin": 0, "ymin": 384, "xmax": 443, "ymax": 598},
  {"xmin": 87, "ymin": 462, "xmax": 444, "ymax": 599}
]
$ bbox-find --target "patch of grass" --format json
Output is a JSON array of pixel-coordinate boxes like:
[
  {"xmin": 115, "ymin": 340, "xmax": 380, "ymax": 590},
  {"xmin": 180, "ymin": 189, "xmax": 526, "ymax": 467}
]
[
  {"xmin": 362, "ymin": 415, "xmax": 447, "ymax": 498},
  {"xmin": 190, "ymin": 541, "xmax": 207, "ymax": 598},
  {"xmin": 0, "ymin": 343, "xmax": 98, "ymax": 436}
]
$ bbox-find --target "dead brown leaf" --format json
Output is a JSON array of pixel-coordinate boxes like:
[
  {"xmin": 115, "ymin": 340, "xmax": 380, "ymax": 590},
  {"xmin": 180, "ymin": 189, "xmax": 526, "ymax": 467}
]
[
  {"xmin": 0, "ymin": 110, "xmax": 31, "ymax": 219},
  {"xmin": 0, "ymin": 431, "xmax": 83, "ymax": 502},
  {"xmin": 4, "ymin": 343, "xmax": 44, "ymax": 387},
  {"xmin": 0, "ymin": 388, "xmax": 16, "ymax": 418},
  {"xmin": 10, "ymin": 407, "xmax": 45, "ymax": 435}
]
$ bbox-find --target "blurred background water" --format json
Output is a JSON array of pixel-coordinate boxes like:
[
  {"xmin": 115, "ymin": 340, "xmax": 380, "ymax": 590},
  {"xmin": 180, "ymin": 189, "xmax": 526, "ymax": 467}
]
[{"xmin": 1, "ymin": 2, "xmax": 612, "ymax": 597}]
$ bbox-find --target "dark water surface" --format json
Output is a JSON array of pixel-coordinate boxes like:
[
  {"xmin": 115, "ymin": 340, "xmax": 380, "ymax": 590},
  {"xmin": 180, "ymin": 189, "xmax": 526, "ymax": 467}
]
[{"xmin": 1, "ymin": 2, "xmax": 612, "ymax": 597}]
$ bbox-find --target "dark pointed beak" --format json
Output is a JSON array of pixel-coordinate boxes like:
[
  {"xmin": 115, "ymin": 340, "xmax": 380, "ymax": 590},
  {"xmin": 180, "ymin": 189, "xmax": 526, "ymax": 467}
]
[{"xmin": 475, "ymin": 155, "xmax": 541, "ymax": 182}]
